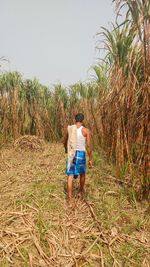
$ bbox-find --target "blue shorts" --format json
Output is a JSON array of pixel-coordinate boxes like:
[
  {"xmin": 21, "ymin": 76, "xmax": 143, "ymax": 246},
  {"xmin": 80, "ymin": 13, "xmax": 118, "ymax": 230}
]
[{"xmin": 66, "ymin": 150, "xmax": 86, "ymax": 176}]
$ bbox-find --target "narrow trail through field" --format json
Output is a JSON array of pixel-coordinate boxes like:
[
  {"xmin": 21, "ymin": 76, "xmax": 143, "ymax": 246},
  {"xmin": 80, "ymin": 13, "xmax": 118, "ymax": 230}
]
[{"xmin": 0, "ymin": 143, "xmax": 150, "ymax": 267}]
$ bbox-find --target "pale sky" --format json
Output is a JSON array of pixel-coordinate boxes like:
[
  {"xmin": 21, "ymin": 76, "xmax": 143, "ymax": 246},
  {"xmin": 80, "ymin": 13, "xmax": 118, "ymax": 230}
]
[{"xmin": 0, "ymin": 0, "xmax": 115, "ymax": 85}]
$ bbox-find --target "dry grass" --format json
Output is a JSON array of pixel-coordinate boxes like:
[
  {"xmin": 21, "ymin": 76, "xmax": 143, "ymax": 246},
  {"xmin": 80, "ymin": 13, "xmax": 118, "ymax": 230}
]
[
  {"xmin": 0, "ymin": 143, "xmax": 149, "ymax": 267},
  {"xmin": 13, "ymin": 136, "xmax": 45, "ymax": 152}
]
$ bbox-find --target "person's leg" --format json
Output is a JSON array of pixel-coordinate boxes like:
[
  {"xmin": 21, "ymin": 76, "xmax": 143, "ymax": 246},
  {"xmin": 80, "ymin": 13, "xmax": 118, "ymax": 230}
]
[
  {"xmin": 79, "ymin": 173, "xmax": 85, "ymax": 198},
  {"xmin": 67, "ymin": 175, "xmax": 73, "ymax": 207}
]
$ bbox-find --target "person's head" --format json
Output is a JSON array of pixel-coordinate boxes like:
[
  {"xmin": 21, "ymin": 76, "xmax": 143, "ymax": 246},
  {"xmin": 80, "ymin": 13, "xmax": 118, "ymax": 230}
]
[{"xmin": 75, "ymin": 113, "xmax": 84, "ymax": 123}]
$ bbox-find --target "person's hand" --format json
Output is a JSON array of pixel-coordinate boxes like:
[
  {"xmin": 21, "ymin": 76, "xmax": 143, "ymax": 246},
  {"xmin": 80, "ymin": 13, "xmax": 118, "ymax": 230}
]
[{"xmin": 88, "ymin": 160, "xmax": 93, "ymax": 168}]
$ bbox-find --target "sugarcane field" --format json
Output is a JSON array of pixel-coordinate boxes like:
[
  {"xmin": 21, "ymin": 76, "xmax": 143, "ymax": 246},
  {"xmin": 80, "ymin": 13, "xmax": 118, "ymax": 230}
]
[{"xmin": 0, "ymin": 1, "xmax": 150, "ymax": 266}]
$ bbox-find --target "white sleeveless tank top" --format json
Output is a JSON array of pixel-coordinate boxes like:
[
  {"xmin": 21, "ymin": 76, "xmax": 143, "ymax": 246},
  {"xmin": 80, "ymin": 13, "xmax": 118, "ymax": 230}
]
[{"xmin": 76, "ymin": 126, "xmax": 86, "ymax": 151}]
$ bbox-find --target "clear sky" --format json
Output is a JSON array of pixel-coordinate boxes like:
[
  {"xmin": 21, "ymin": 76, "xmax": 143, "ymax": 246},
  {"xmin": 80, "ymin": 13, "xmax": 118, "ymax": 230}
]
[{"xmin": 0, "ymin": 0, "xmax": 115, "ymax": 86}]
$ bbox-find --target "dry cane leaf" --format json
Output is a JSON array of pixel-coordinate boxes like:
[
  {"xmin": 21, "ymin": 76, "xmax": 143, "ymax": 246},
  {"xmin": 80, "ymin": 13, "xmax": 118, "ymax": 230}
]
[{"xmin": 111, "ymin": 227, "xmax": 118, "ymax": 237}]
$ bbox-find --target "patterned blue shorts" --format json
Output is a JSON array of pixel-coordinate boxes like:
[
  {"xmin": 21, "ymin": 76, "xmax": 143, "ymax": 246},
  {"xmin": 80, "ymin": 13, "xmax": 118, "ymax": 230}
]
[{"xmin": 66, "ymin": 150, "xmax": 86, "ymax": 176}]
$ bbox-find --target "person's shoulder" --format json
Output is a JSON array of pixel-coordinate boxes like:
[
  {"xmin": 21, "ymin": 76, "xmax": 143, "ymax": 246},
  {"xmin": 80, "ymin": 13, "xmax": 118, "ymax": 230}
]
[
  {"xmin": 83, "ymin": 126, "xmax": 90, "ymax": 131},
  {"xmin": 67, "ymin": 124, "xmax": 76, "ymax": 134},
  {"xmin": 68, "ymin": 124, "xmax": 76, "ymax": 128},
  {"xmin": 82, "ymin": 127, "xmax": 90, "ymax": 135}
]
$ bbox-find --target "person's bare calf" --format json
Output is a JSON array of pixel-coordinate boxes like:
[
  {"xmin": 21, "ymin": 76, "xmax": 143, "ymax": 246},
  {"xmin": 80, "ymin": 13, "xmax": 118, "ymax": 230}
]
[
  {"xmin": 79, "ymin": 173, "xmax": 85, "ymax": 199},
  {"xmin": 67, "ymin": 175, "xmax": 73, "ymax": 208}
]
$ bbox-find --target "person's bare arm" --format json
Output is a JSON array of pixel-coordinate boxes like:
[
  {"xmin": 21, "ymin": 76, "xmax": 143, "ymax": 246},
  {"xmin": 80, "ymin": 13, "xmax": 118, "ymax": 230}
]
[
  {"xmin": 63, "ymin": 128, "xmax": 68, "ymax": 153},
  {"xmin": 85, "ymin": 129, "xmax": 93, "ymax": 167}
]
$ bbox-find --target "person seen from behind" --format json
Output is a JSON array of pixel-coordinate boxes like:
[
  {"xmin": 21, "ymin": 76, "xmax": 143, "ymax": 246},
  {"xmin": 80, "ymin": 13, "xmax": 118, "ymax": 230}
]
[{"xmin": 64, "ymin": 113, "xmax": 93, "ymax": 208}]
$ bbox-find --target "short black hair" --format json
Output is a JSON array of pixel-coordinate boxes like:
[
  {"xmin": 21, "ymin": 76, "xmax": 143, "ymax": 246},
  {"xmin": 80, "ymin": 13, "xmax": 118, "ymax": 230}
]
[{"xmin": 75, "ymin": 113, "xmax": 84, "ymax": 122}]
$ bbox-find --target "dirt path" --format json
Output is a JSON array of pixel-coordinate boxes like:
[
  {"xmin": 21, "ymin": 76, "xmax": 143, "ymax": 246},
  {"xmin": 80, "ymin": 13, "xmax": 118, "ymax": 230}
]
[{"xmin": 0, "ymin": 143, "xmax": 150, "ymax": 267}]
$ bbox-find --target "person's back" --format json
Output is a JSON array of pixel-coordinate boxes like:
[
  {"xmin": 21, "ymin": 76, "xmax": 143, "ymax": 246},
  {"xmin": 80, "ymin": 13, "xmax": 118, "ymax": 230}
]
[{"xmin": 76, "ymin": 126, "xmax": 86, "ymax": 151}]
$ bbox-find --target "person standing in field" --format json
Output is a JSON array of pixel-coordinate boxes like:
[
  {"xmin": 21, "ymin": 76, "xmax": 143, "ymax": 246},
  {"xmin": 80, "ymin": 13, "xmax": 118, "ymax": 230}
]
[{"xmin": 64, "ymin": 113, "xmax": 92, "ymax": 208}]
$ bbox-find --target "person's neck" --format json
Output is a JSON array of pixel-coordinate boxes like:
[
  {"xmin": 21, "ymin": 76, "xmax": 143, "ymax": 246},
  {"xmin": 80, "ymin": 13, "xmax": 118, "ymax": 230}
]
[{"xmin": 76, "ymin": 122, "xmax": 82, "ymax": 128}]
